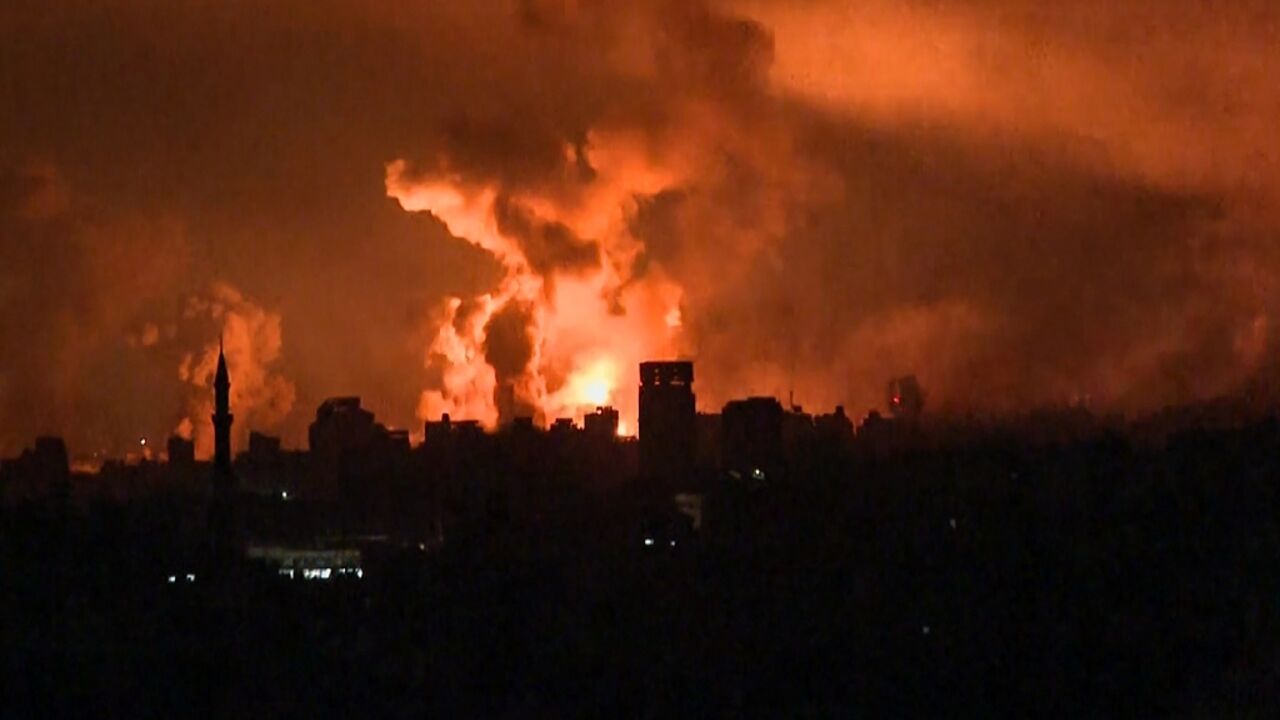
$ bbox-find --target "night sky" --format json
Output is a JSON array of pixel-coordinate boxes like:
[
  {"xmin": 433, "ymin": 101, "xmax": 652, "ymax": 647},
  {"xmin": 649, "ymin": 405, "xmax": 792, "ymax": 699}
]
[{"xmin": 2, "ymin": 0, "xmax": 1278, "ymax": 458}]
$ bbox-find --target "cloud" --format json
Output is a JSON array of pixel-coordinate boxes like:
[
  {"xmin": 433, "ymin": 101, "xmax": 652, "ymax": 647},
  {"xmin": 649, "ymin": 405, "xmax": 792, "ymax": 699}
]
[
  {"xmin": 4, "ymin": 0, "xmax": 1280, "ymax": 456},
  {"xmin": 0, "ymin": 161, "xmax": 190, "ymax": 456},
  {"xmin": 174, "ymin": 283, "xmax": 296, "ymax": 458}
]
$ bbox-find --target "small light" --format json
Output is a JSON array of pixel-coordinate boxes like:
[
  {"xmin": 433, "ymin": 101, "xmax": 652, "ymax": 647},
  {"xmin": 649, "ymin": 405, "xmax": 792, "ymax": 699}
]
[
  {"xmin": 139, "ymin": 437, "xmax": 147, "ymax": 447},
  {"xmin": 949, "ymin": 518, "xmax": 957, "ymax": 530},
  {"xmin": 669, "ymin": 540, "xmax": 676, "ymax": 547},
  {"xmin": 644, "ymin": 537, "xmax": 655, "ymax": 546},
  {"xmin": 185, "ymin": 573, "xmax": 195, "ymax": 583},
  {"xmin": 418, "ymin": 542, "xmax": 426, "ymax": 551},
  {"xmin": 280, "ymin": 490, "xmax": 289, "ymax": 500},
  {"xmin": 356, "ymin": 569, "xmax": 363, "ymax": 579},
  {"xmin": 167, "ymin": 575, "xmax": 176, "ymax": 583},
  {"xmin": 922, "ymin": 625, "xmax": 930, "ymax": 635}
]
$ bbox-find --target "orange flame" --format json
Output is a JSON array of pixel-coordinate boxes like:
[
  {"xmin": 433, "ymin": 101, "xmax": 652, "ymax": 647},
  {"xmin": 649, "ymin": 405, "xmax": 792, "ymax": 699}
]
[{"xmin": 387, "ymin": 132, "xmax": 686, "ymax": 429}]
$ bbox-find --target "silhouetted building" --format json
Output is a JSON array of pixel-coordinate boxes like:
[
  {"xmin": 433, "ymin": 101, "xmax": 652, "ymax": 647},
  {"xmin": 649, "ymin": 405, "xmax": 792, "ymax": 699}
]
[
  {"xmin": 584, "ymin": 406, "xmax": 619, "ymax": 440},
  {"xmin": 783, "ymin": 405, "xmax": 816, "ymax": 461},
  {"xmin": 814, "ymin": 406, "xmax": 854, "ymax": 446},
  {"xmin": 383, "ymin": 429, "xmax": 411, "ymax": 455},
  {"xmin": 722, "ymin": 397, "xmax": 784, "ymax": 482},
  {"xmin": 235, "ymin": 431, "xmax": 298, "ymax": 500},
  {"xmin": 1, "ymin": 436, "xmax": 70, "ymax": 507},
  {"xmin": 167, "ymin": 435, "xmax": 195, "ymax": 467},
  {"xmin": 166, "ymin": 434, "xmax": 197, "ymax": 494},
  {"xmin": 856, "ymin": 410, "xmax": 897, "ymax": 457},
  {"xmin": 424, "ymin": 414, "xmax": 485, "ymax": 448},
  {"xmin": 308, "ymin": 396, "xmax": 409, "ymax": 529},
  {"xmin": 888, "ymin": 375, "xmax": 925, "ymax": 422},
  {"xmin": 695, "ymin": 412, "xmax": 722, "ymax": 470},
  {"xmin": 248, "ymin": 431, "xmax": 281, "ymax": 458},
  {"xmin": 309, "ymin": 397, "xmax": 379, "ymax": 455},
  {"xmin": 639, "ymin": 361, "xmax": 696, "ymax": 485},
  {"xmin": 424, "ymin": 413, "xmax": 455, "ymax": 443}
]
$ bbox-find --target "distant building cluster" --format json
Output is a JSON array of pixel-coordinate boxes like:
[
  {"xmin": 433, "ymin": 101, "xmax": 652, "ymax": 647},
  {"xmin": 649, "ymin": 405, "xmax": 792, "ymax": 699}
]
[{"xmin": 1, "ymin": 347, "xmax": 981, "ymax": 582}]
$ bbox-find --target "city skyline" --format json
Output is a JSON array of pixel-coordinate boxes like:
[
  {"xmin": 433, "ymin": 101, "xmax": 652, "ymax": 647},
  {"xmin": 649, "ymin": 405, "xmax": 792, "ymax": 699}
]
[{"xmin": 7, "ymin": 4, "xmax": 1280, "ymax": 715}]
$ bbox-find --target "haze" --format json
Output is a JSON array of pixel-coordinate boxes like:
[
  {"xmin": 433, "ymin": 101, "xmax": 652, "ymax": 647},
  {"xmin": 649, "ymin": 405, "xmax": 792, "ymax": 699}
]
[{"xmin": 2, "ymin": 0, "xmax": 1277, "ymax": 458}]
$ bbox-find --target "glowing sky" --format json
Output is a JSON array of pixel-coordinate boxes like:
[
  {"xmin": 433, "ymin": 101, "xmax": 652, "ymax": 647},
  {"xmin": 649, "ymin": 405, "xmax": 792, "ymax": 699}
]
[{"xmin": 2, "ymin": 0, "xmax": 1278, "ymax": 456}]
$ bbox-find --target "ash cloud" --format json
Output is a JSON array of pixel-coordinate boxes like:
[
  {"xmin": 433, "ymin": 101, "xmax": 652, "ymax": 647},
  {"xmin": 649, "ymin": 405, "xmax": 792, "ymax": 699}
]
[
  {"xmin": 3, "ymin": 0, "xmax": 1280, "ymax": 454},
  {"xmin": 493, "ymin": 195, "xmax": 601, "ymax": 278},
  {"xmin": 173, "ymin": 283, "xmax": 296, "ymax": 458},
  {"xmin": 483, "ymin": 301, "xmax": 538, "ymax": 387},
  {"xmin": 0, "ymin": 161, "xmax": 190, "ymax": 456}
]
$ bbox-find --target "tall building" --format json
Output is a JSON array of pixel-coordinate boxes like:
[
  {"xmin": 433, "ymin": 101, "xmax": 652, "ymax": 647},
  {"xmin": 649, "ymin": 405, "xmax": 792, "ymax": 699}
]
[
  {"xmin": 0, "ymin": 436, "xmax": 70, "ymax": 507},
  {"xmin": 309, "ymin": 397, "xmax": 378, "ymax": 455},
  {"xmin": 638, "ymin": 360, "xmax": 696, "ymax": 484},
  {"xmin": 308, "ymin": 397, "xmax": 408, "ymax": 524},
  {"xmin": 721, "ymin": 397, "xmax": 784, "ymax": 482}
]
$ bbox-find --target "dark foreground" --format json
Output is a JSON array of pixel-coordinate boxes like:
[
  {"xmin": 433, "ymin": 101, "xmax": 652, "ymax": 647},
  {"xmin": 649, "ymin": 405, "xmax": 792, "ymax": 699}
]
[{"xmin": 6, "ymin": 423, "xmax": 1280, "ymax": 717}]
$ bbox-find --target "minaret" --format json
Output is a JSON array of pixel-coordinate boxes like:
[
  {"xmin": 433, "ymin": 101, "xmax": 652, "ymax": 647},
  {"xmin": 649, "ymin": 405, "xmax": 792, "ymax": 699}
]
[
  {"xmin": 208, "ymin": 336, "xmax": 238, "ymax": 561},
  {"xmin": 213, "ymin": 335, "xmax": 234, "ymax": 475}
]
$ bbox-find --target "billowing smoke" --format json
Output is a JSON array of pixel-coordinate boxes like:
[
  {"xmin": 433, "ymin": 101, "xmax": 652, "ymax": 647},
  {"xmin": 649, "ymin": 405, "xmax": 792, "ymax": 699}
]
[
  {"xmin": 172, "ymin": 283, "xmax": 296, "ymax": 458},
  {"xmin": 385, "ymin": 129, "xmax": 687, "ymax": 427},
  {"xmin": 385, "ymin": 0, "xmax": 1280, "ymax": 425},
  {"xmin": 0, "ymin": 160, "xmax": 190, "ymax": 456},
  {"xmin": 4, "ymin": 0, "xmax": 1280, "ymax": 455}
]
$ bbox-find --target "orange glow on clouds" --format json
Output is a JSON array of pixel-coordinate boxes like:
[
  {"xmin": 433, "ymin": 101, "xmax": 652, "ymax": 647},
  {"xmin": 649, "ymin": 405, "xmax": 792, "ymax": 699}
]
[
  {"xmin": 387, "ymin": 131, "xmax": 686, "ymax": 429},
  {"xmin": 562, "ymin": 356, "xmax": 618, "ymax": 408}
]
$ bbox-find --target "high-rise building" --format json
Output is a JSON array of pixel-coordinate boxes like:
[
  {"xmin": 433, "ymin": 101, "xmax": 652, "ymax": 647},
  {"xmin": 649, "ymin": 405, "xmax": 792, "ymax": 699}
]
[
  {"xmin": 721, "ymin": 397, "xmax": 784, "ymax": 482},
  {"xmin": 167, "ymin": 435, "xmax": 195, "ymax": 468},
  {"xmin": 638, "ymin": 361, "xmax": 696, "ymax": 484},
  {"xmin": 309, "ymin": 397, "xmax": 378, "ymax": 456}
]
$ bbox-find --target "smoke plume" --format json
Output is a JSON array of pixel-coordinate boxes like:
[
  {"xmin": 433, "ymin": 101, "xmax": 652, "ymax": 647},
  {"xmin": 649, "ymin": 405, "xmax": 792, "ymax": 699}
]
[
  {"xmin": 4, "ymin": 0, "xmax": 1280, "ymax": 455},
  {"xmin": 173, "ymin": 283, "xmax": 296, "ymax": 458}
]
